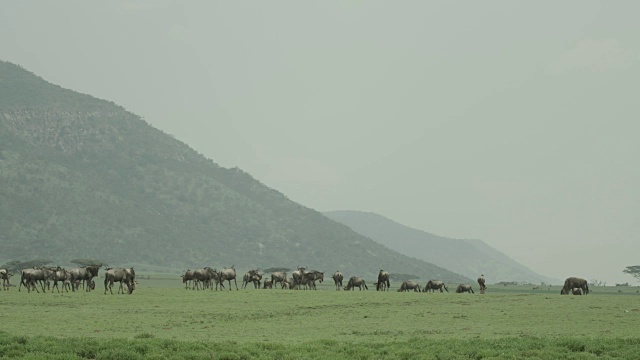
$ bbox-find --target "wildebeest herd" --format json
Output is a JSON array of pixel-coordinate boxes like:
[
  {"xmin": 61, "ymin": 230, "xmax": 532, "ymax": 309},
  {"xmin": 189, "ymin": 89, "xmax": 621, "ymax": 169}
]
[
  {"xmin": 0, "ymin": 264, "xmax": 590, "ymax": 297},
  {"xmin": 0, "ymin": 264, "xmax": 136, "ymax": 295}
]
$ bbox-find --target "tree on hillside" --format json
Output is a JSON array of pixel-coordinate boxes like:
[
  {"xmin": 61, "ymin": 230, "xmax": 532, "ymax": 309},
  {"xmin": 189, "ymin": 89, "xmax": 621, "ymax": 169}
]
[
  {"xmin": 0, "ymin": 259, "xmax": 52, "ymax": 273},
  {"xmin": 623, "ymin": 265, "xmax": 640, "ymax": 282},
  {"xmin": 70, "ymin": 259, "xmax": 105, "ymax": 267}
]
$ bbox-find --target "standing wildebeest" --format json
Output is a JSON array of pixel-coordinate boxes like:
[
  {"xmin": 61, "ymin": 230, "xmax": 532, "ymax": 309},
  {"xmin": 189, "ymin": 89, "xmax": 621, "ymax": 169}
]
[
  {"xmin": 270, "ymin": 271, "xmax": 288, "ymax": 289},
  {"xmin": 477, "ymin": 274, "xmax": 487, "ymax": 294},
  {"xmin": 67, "ymin": 264, "xmax": 101, "ymax": 292},
  {"xmin": 561, "ymin": 277, "xmax": 589, "ymax": 295},
  {"xmin": 181, "ymin": 269, "xmax": 195, "ymax": 289},
  {"xmin": 262, "ymin": 278, "xmax": 273, "ymax": 289},
  {"xmin": 424, "ymin": 280, "xmax": 448, "ymax": 293},
  {"xmin": 301, "ymin": 271, "xmax": 324, "ymax": 290},
  {"xmin": 193, "ymin": 267, "xmax": 222, "ymax": 290},
  {"xmin": 219, "ymin": 265, "xmax": 238, "ymax": 290},
  {"xmin": 377, "ymin": 270, "xmax": 390, "ymax": 291},
  {"xmin": 104, "ymin": 267, "xmax": 135, "ymax": 294},
  {"xmin": 242, "ymin": 269, "xmax": 262, "ymax": 289},
  {"xmin": 456, "ymin": 284, "xmax": 474, "ymax": 294},
  {"xmin": 291, "ymin": 266, "xmax": 307, "ymax": 290},
  {"xmin": 1, "ymin": 268, "xmax": 12, "ymax": 290},
  {"xmin": 344, "ymin": 276, "xmax": 368, "ymax": 291},
  {"xmin": 332, "ymin": 271, "xmax": 343, "ymax": 290},
  {"xmin": 397, "ymin": 280, "xmax": 421, "ymax": 292}
]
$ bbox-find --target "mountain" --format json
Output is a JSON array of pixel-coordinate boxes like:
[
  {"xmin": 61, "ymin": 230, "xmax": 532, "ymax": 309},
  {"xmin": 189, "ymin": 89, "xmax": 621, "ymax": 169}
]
[
  {"xmin": 323, "ymin": 211, "xmax": 557, "ymax": 284},
  {"xmin": 0, "ymin": 61, "xmax": 471, "ymax": 284}
]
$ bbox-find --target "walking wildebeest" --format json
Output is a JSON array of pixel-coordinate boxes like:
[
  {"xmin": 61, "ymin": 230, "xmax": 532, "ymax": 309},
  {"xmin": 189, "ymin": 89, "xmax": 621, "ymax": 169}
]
[
  {"xmin": 332, "ymin": 271, "xmax": 343, "ymax": 290},
  {"xmin": 377, "ymin": 270, "xmax": 390, "ymax": 291},
  {"xmin": 219, "ymin": 266, "xmax": 238, "ymax": 290},
  {"xmin": 270, "ymin": 271, "xmax": 288, "ymax": 289},
  {"xmin": 424, "ymin": 280, "xmax": 448, "ymax": 293},
  {"xmin": 67, "ymin": 264, "xmax": 101, "ymax": 292},
  {"xmin": 19, "ymin": 267, "xmax": 54, "ymax": 293},
  {"xmin": 181, "ymin": 269, "xmax": 195, "ymax": 289},
  {"xmin": 242, "ymin": 269, "xmax": 262, "ymax": 289},
  {"xmin": 344, "ymin": 276, "xmax": 368, "ymax": 291},
  {"xmin": 477, "ymin": 274, "xmax": 487, "ymax": 294},
  {"xmin": 104, "ymin": 267, "xmax": 135, "ymax": 294},
  {"xmin": 51, "ymin": 267, "xmax": 70, "ymax": 293},
  {"xmin": 456, "ymin": 284, "xmax": 474, "ymax": 294},
  {"xmin": 397, "ymin": 280, "xmax": 421, "ymax": 292},
  {"xmin": 561, "ymin": 277, "xmax": 589, "ymax": 295}
]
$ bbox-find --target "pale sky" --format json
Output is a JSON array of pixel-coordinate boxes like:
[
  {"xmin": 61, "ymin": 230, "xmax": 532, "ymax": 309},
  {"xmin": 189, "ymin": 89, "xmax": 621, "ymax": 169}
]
[{"xmin": 2, "ymin": 1, "xmax": 639, "ymax": 285}]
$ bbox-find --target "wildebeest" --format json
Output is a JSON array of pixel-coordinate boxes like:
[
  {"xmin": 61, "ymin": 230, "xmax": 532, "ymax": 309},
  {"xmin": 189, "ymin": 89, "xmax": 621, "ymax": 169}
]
[
  {"xmin": 456, "ymin": 284, "xmax": 474, "ymax": 294},
  {"xmin": 181, "ymin": 269, "xmax": 195, "ymax": 289},
  {"xmin": 561, "ymin": 277, "xmax": 589, "ymax": 295},
  {"xmin": 397, "ymin": 280, "xmax": 421, "ymax": 292},
  {"xmin": 291, "ymin": 266, "xmax": 307, "ymax": 290},
  {"xmin": 477, "ymin": 274, "xmax": 487, "ymax": 294},
  {"xmin": 301, "ymin": 271, "xmax": 324, "ymax": 290},
  {"xmin": 332, "ymin": 271, "xmax": 343, "ymax": 290},
  {"xmin": 193, "ymin": 267, "xmax": 223, "ymax": 290},
  {"xmin": 262, "ymin": 278, "xmax": 273, "ymax": 289},
  {"xmin": 572, "ymin": 288, "xmax": 583, "ymax": 295},
  {"xmin": 19, "ymin": 267, "xmax": 54, "ymax": 293},
  {"xmin": 242, "ymin": 269, "xmax": 262, "ymax": 289},
  {"xmin": 67, "ymin": 264, "xmax": 101, "ymax": 292},
  {"xmin": 344, "ymin": 276, "xmax": 368, "ymax": 291},
  {"xmin": 270, "ymin": 271, "xmax": 288, "ymax": 289},
  {"xmin": 1, "ymin": 268, "xmax": 12, "ymax": 290},
  {"xmin": 104, "ymin": 267, "xmax": 135, "ymax": 294},
  {"xmin": 377, "ymin": 270, "xmax": 390, "ymax": 291},
  {"xmin": 424, "ymin": 280, "xmax": 448, "ymax": 293},
  {"xmin": 219, "ymin": 266, "xmax": 238, "ymax": 290},
  {"xmin": 50, "ymin": 267, "xmax": 69, "ymax": 293}
]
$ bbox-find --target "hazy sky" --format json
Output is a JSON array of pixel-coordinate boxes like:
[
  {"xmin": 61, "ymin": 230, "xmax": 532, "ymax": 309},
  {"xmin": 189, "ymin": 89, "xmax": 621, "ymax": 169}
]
[{"xmin": 2, "ymin": 1, "xmax": 639, "ymax": 284}]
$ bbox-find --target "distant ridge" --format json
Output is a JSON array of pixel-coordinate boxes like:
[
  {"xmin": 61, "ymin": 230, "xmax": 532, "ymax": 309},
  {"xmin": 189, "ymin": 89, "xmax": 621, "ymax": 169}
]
[
  {"xmin": 0, "ymin": 60, "xmax": 471, "ymax": 284},
  {"xmin": 324, "ymin": 210, "xmax": 556, "ymax": 284}
]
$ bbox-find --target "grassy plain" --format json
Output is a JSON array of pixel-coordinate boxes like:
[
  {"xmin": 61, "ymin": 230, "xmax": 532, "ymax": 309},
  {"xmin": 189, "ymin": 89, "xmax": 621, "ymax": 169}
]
[{"xmin": 1, "ymin": 278, "xmax": 639, "ymax": 359}]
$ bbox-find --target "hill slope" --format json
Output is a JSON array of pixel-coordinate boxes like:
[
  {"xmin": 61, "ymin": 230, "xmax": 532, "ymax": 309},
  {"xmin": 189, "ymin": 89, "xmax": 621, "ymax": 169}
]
[
  {"xmin": 324, "ymin": 211, "xmax": 557, "ymax": 284},
  {"xmin": 0, "ymin": 61, "xmax": 471, "ymax": 283}
]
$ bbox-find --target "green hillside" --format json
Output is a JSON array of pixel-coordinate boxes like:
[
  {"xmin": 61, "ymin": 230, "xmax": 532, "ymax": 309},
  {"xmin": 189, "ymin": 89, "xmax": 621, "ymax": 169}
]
[
  {"xmin": 324, "ymin": 210, "xmax": 558, "ymax": 284},
  {"xmin": 0, "ymin": 61, "xmax": 470, "ymax": 283}
]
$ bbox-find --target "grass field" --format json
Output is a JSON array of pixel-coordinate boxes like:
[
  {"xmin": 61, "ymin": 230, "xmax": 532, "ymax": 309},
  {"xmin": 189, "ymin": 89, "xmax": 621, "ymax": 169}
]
[{"xmin": 1, "ymin": 278, "xmax": 639, "ymax": 359}]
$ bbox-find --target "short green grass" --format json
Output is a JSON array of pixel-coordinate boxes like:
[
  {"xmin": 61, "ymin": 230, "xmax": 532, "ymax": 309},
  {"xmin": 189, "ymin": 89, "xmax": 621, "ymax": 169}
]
[{"xmin": 1, "ymin": 280, "xmax": 639, "ymax": 358}]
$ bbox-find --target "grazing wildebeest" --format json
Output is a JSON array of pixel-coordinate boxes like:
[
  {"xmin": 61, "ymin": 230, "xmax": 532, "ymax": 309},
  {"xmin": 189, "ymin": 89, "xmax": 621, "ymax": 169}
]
[
  {"xmin": 181, "ymin": 269, "xmax": 195, "ymax": 289},
  {"xmin": 270, "ymin": 271, "xmax": 288, "ymax": 289},
  {"xmin": 456, "ymin": 284, "xmax": 474, "ymax": 294},
  {"xmin": 397, "ymin": 280, "xmax": 421, "ymax": 292},
  {"xmin": 242, "ymin": 269, "xmax": 262, "ymax": 289},
  {"xmin": 332, "ymin": 271, "xmax": 343, "ymax": 290},
  {"xmin": 1, "ymin": 269, "xmax": 12, "ymax": 290},
  {"xmin": 219, "ymin": 266, "xmax": 238, "ymax": 290},
  {"xmin": 477, "ymin": 274, "xmax": 487, "ymax": 294},
  {"xmin": 104, "ymin": 267, "xmax": 135, "ymax": 294},
  {"xmin": 561, "ymin": 277, "xmax": 589, "ymax": 295},
  {"xmin": 344, "ymin": 276, "xmax": 368, "ymax": 291},
  {"xmin": 67, "ymin": 264, "xmax": 101, "ymax": 292},
  {"xmin": 377, "ymin": 270, "xmax": 390, "ymax": 291},
  {"xmin": 424, "ymin": 280, "xmax": 449, "ymax": 293}
]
